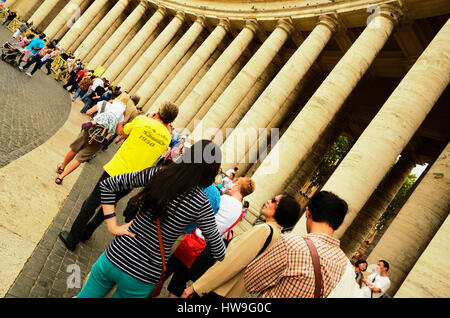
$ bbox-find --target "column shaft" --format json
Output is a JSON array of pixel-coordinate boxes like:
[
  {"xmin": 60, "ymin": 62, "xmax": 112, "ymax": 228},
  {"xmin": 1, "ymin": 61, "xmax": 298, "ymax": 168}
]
[
  {"xmin": 87, "ymin": 1, "xmax": 147, "ymax": 69},
  {"xmin": 220, "ymin": 15, "xmax": 338, "ymax": 170},
  {"xmin": 339, "ymin": 154, "xmax": 416, "ymax": 255},
  {"xmin": 292, "ymin": 15, "xmax": 449, "ymax": 238},
  {"xmin": 59, "ymin": 0, "xmax": 109, "ymax": 50},
  {"xmin": 74, "ymin": 0, "xmax": 131, "ymax": 61},
  {"xmin": 119, "ymin": 12, "xmax": 185, "ymax": 92},
  {"xmin": 137, "ymin": 16, "xmax": 206, "ymax": 110},
  {"xmin": 192, "ymin": 20, "xmax": 293, "ymax": 141},
  {"xmin": 151, "ymin": 20, "xmax": 229, "ymax": 111},
  {"xmin": 5, "ymin": 0, "xmax": 18, "ymax": 8},
  {"xmin": 102, "ymin": 7, "xmax": 165, "ymax": 82},
  {"xmin": 245, "ymin": 6, "xmax": 402, "ymax": 220},
  {"xmin": 44, "ymin": 0, "xmax": 85, "ymax": 40},
  {"xmin": 367, "ymin": 142, "xmax": 450, "ymax": 296},
  {"xmin": 145, "ymin": 41, "xmax": 199, "ymax": 110},
  {"xmin": 395, "ymin": 214, "xmax": 450, "ymax": 298},
  {"xmin": 68, "ymin": 1, "xmax": 110, "ymax": 53},
  {"xmin": 28, "ymin": 0, "xmax": 60, "ymax": 28},
  {"xmin": 171, "ymin": 20, "xmax": 258, "ymax": 128}
]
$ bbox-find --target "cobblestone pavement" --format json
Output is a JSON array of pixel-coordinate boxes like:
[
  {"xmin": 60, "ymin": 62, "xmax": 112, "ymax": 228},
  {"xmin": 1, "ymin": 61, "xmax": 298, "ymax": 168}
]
[
  {"xmin": 4, "ymin": 142, "xmax": 139, "ymax": 298},
  {"xmin": 0, "ymin": 25, "xmax": 71, "ymax": 168}
]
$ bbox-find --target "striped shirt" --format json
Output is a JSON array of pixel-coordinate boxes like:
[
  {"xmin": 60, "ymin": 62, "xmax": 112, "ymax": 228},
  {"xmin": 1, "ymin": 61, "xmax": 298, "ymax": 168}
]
[
  {"xmin": 244, "ymin": 233, "xmax": 348, "ymax": 298},
  {"xmin": 99, "ymin": 167, "xmax": 226, "ymax": 285}
]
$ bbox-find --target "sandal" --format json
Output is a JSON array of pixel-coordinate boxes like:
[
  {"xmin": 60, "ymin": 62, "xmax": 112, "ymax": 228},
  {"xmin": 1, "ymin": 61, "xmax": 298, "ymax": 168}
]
[
  {"xmin": 55, "ymin": 177, "xmax": 63, "ymax": 185},
  {"xmin": 56, "ymin": 163, "xmax": 64, "ymax": 174}
]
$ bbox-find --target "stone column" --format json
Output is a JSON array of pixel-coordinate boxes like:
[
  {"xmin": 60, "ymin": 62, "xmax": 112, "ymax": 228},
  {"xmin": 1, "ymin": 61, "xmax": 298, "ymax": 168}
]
[
  {"xmin": 87, "ymin": 1, "xmax": 147, "ymax": 70},
  {"xmin": 5, "ymin": 0, "xmax": 18, "ymax": 9},
  {"xmin": 68, "ymin": 1, "xmax": 110, "ymax": 53},
  {"xmin": 102, "ymin": 6, "xmax": 166, "ymax": 82},
  {"xmin": 292, "ymin": 14, "xmax": 449, "ymax": 238},
  {"xmin": 73, "ymin": 0, "xmax": 131, "ymax": 61},
  {"xmin": 44, "ymin": 0, "xmax": 85, "ymax": 40},
  {"xmin": 191, "ymin": 19, "xmax": 293, "ymax": 141},
  {"xmin": 243, "ymin": 5, "xmax": 403, "ymax": 219},
  {"xmin": 395, "ymin": 214, "xmax": 450, "ymax": 298},
  {"xmin": 27, "ymin": 0, "xmax": 60, "ymax": 28},
  {"xmin": 171, "ymin": 19, "xmax": 259, "ymax": 128},
  {"xmin": 339, "ymin": 154, "xmax": 416, "ymax": 256},
  {"xmin": 367, "ymin": 142, "xmax": 450, "ymax": 296},
  {"xmin": 137, "ymin": 16, "xmax": 206, "ymax": 110},
  {"xmin": 219, "ymin": 14, "xmax": 339, "ymax": 171},
  {"xmin": 119, "ymin": 11, "xmax": 185, "ymax": 92},
  {"xmin": 150, "ymin": 19, "xmax": 230, "ymax": 112},
  {"xmin": 59, "ymin": 0, "xmax": 109, "ymax": 51}
]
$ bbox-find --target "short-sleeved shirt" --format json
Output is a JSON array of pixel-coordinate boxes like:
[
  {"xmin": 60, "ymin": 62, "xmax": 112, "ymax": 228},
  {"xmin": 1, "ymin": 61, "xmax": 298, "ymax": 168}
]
[
  {"xmin": 91, "ymin": 77, "xmax": 104, "ymax": 91},
  {"xmin": 26, "ymin": 37, "xmax": 44, "ymax": 55},
  {"xmin": 94, "ymin": 101, "xmax": 126, "ymax": 135},
  {"xmin": 361, "ymin": 274, "xmax": 391, "ymax": 298},
  {"xmin": 103, "ymin": 115, "xmax": 171, "ymax": 177},
  {"xmin": 92, "ymin": 86, "xmax": 105, "ymax": 101}
]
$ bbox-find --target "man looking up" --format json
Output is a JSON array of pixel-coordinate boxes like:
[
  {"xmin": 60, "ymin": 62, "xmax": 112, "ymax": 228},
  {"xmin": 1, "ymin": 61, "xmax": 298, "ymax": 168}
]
[{"xmin": 244, "ymin": 191, "xmax": 355, "ymax": 298}]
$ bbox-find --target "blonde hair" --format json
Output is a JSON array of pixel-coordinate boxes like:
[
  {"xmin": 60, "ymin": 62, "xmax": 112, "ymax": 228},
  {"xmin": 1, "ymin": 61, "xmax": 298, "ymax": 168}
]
[
  {"xmin": 237, "ymin": 177, "xmax": 255, "ymax": 197},
  {"xmin": 116, "ymin": 92, "xmax": 131, "ymax": 106}
]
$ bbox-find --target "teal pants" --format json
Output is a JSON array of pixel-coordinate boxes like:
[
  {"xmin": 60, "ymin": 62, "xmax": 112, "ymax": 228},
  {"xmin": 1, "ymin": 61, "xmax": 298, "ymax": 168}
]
[{"xmin": 77, "ymin": 252, "xmax": 155, "ymax": 298}]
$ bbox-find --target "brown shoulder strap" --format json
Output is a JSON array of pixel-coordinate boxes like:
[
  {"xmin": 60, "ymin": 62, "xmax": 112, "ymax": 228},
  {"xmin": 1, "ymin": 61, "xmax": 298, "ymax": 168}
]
[
  {"xmin": 303, "ymin": 237, "xmax": 323, "ymax": 298},
  {"xmin": 156, "ymin": 218, "xmax": 166, "ymax": 273}
]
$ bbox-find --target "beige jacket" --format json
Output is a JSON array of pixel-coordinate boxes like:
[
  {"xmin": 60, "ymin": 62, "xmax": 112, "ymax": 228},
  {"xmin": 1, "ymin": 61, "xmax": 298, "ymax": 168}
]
[{"xmin": 193, "ymin": 221, "xmax": 282, "ymax": 298}]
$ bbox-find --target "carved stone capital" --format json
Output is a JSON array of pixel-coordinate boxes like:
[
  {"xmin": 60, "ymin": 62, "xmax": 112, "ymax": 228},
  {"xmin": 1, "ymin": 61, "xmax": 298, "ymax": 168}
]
[
  {"xmin": 276, "ymin": 18, "xmax": 294, "ymax": 35},
  {"xmin": 317, "ymin": 14, "xmax": 339, "ymax": 33},
  {"xmin": 218, "ymin": 18, "xmax": 231, "ymax": 32},
  {"xmin": 244, "ymin": 19, "xmax": 259, "ymax": 34},
  {"xmin": 174, "ymin": 11, "xmax": 186, "ymax": 22}
]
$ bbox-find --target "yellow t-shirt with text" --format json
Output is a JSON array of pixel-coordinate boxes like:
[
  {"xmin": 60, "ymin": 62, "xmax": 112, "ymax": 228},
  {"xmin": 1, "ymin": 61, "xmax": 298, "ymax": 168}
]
[{"xmin": 103, "ymin": 115, "xmax": 171, "ymax": 177}]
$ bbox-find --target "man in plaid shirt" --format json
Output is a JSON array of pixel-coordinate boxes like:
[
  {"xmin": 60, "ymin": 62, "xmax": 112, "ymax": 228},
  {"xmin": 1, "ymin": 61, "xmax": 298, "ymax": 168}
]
[{"xmin": 244, "ymin": 191, "xmax": 349, "ymax": 298}]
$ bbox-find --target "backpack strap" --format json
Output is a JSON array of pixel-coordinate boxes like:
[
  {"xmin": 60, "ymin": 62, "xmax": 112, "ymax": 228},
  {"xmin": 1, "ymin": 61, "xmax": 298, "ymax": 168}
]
[
  {"xmin": 303, "ymin": 237, "xmax": 323, "ymax": 298},
  {"xmin": 257, "ymin": 224, "xmax": 274, "ymax": 256}
]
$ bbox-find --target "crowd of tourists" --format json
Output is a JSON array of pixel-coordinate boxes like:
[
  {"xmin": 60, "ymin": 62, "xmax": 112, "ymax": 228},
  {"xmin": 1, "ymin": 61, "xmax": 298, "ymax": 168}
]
[{"xmin": 1, "ymin": 9, "xmax": 392, "ymax": 299}]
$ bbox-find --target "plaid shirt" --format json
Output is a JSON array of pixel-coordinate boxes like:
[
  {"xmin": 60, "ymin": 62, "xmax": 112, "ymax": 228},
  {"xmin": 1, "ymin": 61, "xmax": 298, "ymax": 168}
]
[{"xmin": 244, "ymin": 233, "xmax": 348, "ymax": 298}]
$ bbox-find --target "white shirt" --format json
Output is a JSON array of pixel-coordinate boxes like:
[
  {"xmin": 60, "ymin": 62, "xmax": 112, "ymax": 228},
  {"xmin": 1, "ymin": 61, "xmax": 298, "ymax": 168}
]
[
  {"xmin": 97, "ymin": 100, "xmax": 125, "ymax": 122},
  {"xmin": 225, "ymin": 169, "xmax": 235, "ymax": 177},
  {"xmin": 221, "ymin": 177, "xmax": 234, "ymax": 191},
  {"xmin": 361, "ymin": 273, "xmax": 391, "ymax": 298},
  {"xmin": 91, "ymin": 77, "xmax": 104, "ymax": 91},
  {"xmin": 195, "ymin": 195, "xmax": 243, "ymax": 240}
]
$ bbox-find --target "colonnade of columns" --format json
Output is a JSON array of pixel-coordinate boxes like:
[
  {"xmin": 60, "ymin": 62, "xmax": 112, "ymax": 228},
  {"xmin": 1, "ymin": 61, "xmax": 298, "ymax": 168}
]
[{"xmin": 13, "ymin": 0, "xmax": 450, "ymax": 297}]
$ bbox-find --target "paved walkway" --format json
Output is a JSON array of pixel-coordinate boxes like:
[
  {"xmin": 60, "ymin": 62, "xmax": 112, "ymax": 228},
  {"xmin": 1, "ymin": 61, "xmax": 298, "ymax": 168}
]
[
  {"xmin": 0, "ymin": 24, "xmax": 120, "ymax": 298},
  {"xmin": 4, "ymin": 142, "xmax": 137, "ymax": 298},
  {"xmin": 0, "ymin": 25, "xmax": 70, "ymax": 168},
  {"xmin": 0, "ymin": 24, "xmax": 250, "ymax": 298}
]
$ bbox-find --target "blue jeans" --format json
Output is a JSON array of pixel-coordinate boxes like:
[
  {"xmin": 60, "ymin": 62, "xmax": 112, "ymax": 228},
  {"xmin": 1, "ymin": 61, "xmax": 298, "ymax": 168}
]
[
  {"xmin": 72, "ymin": 88, "xmax": 85, "ymax": 101},
  {"xmin": 77, "ymin": 252, "xmax": 155, "ymax": 298},
  {"xmin": 81, "ymin": 89, "xmax": 94, "ymax": 102},
  {"xmin": 80, "ymin": 97, "xmax": 93, "ymax": 113}
]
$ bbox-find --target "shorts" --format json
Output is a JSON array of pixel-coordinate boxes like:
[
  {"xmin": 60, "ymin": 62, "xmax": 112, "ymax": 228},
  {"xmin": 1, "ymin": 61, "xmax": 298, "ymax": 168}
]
[{"xmin": 70, "ymin": 130, "xmax": 103, "ymax": 163}]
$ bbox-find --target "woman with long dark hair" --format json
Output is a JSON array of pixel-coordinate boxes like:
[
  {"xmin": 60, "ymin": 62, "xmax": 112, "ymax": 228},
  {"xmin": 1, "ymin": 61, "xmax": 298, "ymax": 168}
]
[{"xmin": 76, "ymin": 140, "xmax": 226, "ymax": 298}]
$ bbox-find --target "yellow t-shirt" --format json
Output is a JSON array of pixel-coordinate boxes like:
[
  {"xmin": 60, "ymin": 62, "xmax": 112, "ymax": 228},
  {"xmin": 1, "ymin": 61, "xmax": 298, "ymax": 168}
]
[{"xmin": 103, "ymin": 115, "xmax": 171, "ymax": 177}]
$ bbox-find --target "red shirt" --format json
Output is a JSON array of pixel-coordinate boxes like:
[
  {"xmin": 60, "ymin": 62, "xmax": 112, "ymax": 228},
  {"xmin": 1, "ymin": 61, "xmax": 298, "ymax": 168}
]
[{"xmin": 77, "ymin": 69, "xmax": 87, "ymax": 78}]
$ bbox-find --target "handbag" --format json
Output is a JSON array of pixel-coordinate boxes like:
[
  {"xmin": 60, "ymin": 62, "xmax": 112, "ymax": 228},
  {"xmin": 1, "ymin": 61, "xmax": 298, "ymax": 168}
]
[
  {"xmin": 86, "ymin": 124, "xmax": 108, "ymax": 144},
  {"xmin": 148, "ymin": 218, "xmax": 166, "ymax": 298},
  {"xmin": 173, "ymin": 231, "xmax": 207, "ymax": 268}
]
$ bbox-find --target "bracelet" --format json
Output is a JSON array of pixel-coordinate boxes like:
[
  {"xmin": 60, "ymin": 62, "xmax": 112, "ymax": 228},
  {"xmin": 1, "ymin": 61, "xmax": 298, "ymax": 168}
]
[{"xmin": 103, "ymin": 212, "xmax": 116, "ymax": 220}]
